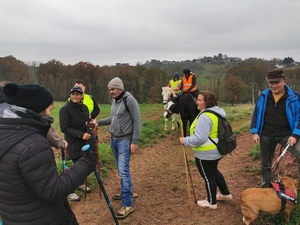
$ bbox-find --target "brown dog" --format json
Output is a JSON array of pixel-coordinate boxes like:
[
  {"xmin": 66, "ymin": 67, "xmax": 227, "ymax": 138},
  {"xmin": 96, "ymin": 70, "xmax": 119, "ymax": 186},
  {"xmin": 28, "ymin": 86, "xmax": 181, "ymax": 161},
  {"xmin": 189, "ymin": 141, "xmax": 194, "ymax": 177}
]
[{"xmin": 240, "ymin": 176, "xmax": 298, "ymax": 225}]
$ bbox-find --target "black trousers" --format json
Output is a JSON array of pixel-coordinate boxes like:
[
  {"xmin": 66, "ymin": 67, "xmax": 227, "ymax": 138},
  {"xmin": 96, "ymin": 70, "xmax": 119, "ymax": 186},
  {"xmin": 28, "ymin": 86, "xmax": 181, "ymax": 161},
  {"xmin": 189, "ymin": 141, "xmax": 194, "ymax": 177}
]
[
  {"xmin": 195, "ymin": 157, "xmax": 230, "ymax": 204},
  {"xmin": 260, "ymin": 135, "xmax": 300, "ymax": 187}
]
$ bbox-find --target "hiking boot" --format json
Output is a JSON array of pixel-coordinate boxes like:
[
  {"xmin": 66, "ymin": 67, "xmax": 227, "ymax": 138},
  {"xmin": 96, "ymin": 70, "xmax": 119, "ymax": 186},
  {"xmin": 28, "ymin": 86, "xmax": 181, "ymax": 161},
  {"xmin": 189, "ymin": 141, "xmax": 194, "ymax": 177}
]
[
  {"xmin": 68, "ymin": 193, "xmax": 80, "ymax": 202},
  {"xmin": 197, "ymin": 200, "xmax": 217, "ymax": 210},
  {"xmin": 77, "ymin": 184, "xmax": 92, "ymax": 193},
  {"xmin": 115, "ymin": 206, "xmax": 135, "ymax": 219},
  {"xmin": 112, "ymin": 192, "xmax": 139, "ymax": 200},
  {"xmin": 216, "ymin": 192, "xmax": 233, "ymax": 201}
]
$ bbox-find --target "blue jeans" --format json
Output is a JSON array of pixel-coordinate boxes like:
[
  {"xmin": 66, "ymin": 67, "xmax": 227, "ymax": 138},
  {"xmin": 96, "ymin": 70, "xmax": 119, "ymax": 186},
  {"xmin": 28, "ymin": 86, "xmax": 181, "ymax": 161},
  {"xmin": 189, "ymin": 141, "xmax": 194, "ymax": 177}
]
[{"xmin": 110, "ymin": 138, "xmax": 133, "ymax": 207}]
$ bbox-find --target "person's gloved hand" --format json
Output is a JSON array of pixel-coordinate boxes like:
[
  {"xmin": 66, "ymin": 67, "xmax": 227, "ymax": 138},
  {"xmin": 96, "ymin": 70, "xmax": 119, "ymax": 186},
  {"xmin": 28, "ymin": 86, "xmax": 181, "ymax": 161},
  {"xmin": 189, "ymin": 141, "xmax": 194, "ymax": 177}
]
[{"xmin": 83, "ymin": 145, "xmax": 97, "ymax": 167}]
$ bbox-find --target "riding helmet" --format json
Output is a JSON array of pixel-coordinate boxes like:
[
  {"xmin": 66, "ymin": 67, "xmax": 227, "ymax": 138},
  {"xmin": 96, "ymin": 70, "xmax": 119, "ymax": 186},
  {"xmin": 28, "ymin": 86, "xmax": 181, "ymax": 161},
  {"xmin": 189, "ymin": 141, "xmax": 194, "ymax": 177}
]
[
  {"xmin": 182, "ymin": 68, "xmax": 190, "ymax": 75},
  {"xmin": 173, "ymin": 73, "xmax": 179, "ymax": 79}
]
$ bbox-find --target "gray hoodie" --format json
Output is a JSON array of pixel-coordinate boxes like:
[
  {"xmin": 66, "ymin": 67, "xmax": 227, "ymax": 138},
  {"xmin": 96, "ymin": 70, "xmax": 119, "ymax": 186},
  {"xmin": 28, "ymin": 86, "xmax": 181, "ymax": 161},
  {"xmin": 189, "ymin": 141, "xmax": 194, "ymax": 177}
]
[
  {"xmin": 184, "ymin": 106, "xmax": 225, "ymax": 160},
  {"xmin": 97, "ymin": 92, "xmax": 142, "ymax": 144}
]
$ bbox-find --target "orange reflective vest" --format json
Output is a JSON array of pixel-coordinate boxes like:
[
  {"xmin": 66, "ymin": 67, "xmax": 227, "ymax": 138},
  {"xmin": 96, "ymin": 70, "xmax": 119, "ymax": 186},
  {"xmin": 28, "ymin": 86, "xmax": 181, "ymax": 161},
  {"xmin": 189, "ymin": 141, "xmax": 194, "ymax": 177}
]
[{"xmin": 182, "ymin": 74, "xmax": 197, "ymax": 92}]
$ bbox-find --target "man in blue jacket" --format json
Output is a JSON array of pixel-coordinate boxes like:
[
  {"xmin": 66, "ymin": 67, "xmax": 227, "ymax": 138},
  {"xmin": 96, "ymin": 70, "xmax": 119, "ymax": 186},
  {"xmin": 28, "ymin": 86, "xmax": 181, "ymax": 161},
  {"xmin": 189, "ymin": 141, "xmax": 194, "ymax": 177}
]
[{"xmin": 251, "ymin": 69, "xmax": 300, "ymax": 188}]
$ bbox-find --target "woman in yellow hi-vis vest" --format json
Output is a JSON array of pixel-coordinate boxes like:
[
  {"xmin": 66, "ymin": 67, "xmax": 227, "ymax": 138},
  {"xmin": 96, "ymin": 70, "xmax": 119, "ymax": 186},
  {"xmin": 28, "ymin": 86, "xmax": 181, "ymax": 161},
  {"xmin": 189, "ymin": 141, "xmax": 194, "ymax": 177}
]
[
  {"xmin": 179, "ymin": 90, "xmax": 232, "ymax": 210},
  {"xmin": 167, "ymin": 73, "xmax": 181, "ymax": 94}
]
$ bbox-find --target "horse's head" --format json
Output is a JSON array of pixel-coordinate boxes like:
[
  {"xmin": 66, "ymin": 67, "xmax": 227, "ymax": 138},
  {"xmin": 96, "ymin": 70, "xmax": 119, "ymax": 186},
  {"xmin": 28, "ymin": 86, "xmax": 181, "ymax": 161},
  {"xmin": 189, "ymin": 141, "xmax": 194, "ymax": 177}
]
[
  {"xmin": 162, "ymin": 87, "xmax": 176, "ymax": 105},
  {"xmin": 163, "ymin": 100, "xmax": 178, "ymax": 119}
]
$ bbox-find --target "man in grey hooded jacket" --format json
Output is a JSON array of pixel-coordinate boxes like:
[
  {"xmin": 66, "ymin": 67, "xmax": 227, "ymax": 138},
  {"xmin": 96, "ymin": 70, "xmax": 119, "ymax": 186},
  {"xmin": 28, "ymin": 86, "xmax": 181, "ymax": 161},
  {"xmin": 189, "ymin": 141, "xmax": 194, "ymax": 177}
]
[{"xmin": 96, "ymin": 77, "xmax": 142, "ymax": 219}]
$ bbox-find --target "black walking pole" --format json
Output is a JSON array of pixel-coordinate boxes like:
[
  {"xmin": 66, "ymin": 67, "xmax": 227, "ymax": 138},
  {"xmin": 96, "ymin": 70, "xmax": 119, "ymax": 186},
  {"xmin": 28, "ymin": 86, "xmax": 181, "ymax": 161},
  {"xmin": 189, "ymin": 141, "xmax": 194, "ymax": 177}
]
[{"xmin": 82, "ymin": 144, "xmax": 119, "ymax": 225}]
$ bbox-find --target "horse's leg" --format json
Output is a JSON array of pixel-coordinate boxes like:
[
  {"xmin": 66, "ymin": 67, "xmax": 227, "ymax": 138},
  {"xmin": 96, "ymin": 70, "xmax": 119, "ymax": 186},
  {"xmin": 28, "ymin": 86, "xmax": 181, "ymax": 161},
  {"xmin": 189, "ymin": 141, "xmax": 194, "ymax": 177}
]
[
  {"xmin": 164, "ymin": 117, "xmax": 168, "ymax": 130},
  {"xmin": 164, "ymin": 105, "xmax": 168, "ymax": 131},
  {"xmin": 183, "ymin": 118, "xmax": 188, "ymax": 137},
  {"xmin": 177, "ymin": 113, "xmax": 181, "ymax": 128},
  {"xmin": 171, "ymin": 114, "xmax": 176, "ymax": 130}
]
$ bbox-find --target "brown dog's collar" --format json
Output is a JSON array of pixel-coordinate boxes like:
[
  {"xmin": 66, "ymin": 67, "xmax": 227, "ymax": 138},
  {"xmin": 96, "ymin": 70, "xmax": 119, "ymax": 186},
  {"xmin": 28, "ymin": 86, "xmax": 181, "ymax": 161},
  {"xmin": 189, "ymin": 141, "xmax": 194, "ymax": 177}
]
[{"xmin": 271, "ymin": 182, "xmax": 297, "ymax": 205}]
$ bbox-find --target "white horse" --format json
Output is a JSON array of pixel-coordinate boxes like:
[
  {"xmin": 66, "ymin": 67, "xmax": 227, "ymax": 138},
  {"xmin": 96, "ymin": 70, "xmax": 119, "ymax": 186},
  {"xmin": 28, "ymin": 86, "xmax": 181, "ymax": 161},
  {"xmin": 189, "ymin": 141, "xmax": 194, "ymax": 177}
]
[{"xmin": 162, "ymin": 87, "xmax": 180, "ymax": 131}]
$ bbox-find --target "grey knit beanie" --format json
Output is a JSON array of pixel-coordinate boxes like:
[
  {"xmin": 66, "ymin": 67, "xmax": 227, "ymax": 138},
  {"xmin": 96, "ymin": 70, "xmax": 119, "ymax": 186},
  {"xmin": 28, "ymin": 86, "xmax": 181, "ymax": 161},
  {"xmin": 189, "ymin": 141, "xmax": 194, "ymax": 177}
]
[{"xmin": 108, "ymin": 77, "xmax": 124, "ymax": 91}]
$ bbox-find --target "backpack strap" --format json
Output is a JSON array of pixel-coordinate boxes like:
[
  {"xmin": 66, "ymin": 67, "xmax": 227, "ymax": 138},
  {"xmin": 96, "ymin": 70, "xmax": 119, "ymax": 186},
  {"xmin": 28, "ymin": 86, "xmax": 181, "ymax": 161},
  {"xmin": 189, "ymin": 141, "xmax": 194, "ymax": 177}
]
[
  {"xmin": 123, "ymin": 96, "xmax": 129, "ymax": 112},
  {"xmin": 201, "ymin": 109, "xmax": 220, "ymax": 147}
]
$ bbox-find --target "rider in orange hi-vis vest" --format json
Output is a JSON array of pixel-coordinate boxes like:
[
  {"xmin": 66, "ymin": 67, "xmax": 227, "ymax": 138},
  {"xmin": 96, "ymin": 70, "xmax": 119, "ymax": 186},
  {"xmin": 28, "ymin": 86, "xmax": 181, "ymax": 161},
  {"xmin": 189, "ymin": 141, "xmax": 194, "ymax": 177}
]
[{"xmin": 181, "ymin": 67, "xmax": 198, "ymax": 98}]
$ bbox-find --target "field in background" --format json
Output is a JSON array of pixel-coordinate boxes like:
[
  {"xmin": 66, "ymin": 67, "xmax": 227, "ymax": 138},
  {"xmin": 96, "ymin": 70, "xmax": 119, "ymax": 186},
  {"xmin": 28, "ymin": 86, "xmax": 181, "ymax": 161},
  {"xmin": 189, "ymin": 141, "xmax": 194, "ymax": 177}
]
[{"xmin": 52, "ymin": 102, "xmax": 254, "ymax": 177}]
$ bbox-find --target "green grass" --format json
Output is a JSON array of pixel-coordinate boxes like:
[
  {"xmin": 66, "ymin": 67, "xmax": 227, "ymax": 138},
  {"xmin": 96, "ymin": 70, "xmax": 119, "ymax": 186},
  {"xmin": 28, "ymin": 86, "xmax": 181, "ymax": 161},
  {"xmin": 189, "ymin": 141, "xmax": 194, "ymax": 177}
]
[
  {"xmin": 249, "ymin": 144, "xmax": 261, "ymax": 160},
  {"xmin": 51, "ymin": 101, "xmax": 166, "ymax": 181},
  {"xmin": 51, "ymin": 102, "xmax": 255, "ymax": 182}
]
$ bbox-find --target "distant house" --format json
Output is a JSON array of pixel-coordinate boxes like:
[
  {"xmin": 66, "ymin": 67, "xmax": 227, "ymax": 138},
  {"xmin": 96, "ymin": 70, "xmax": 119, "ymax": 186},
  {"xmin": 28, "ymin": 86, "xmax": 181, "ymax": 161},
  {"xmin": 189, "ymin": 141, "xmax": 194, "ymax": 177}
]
[{"xmin": 116, "ymin": 63, "xmax": 129, "ymax": 66}]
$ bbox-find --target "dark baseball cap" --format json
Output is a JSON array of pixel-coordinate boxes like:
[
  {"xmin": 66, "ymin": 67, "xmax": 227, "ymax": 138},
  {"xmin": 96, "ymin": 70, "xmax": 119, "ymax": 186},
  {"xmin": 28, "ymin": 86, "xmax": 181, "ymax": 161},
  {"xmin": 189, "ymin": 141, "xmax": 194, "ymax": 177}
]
[
  {"xmin": 70, "ymin": 86, "xmax": 83, "ymax": 94},
  {"xmin": 266, "ymin": 69, "xmax": 285, "ymax": 82}
]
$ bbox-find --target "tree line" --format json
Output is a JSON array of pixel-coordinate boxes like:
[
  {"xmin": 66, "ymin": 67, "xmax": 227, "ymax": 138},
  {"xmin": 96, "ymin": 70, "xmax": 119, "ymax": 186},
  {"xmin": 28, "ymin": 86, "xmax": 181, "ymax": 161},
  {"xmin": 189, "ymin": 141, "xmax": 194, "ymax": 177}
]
[{"xmin": 1, "ymin": 56, "xmax": 299, "ymax": 105}]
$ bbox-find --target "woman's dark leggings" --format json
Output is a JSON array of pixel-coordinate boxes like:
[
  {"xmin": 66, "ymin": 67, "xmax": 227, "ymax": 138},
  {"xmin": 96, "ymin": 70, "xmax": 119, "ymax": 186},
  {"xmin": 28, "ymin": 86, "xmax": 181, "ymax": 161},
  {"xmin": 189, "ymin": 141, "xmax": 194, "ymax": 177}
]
[{"xmin": 195, "ymin": 157, "xmax": 230, "ymax": 205}]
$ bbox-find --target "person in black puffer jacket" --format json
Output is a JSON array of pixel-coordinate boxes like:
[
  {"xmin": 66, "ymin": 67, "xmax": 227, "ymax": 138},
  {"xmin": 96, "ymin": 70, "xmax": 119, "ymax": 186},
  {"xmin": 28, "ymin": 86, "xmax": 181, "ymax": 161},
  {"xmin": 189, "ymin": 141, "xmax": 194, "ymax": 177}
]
[
  {"xmin": 0, "ymin": 83, "xmax": 97, "ymax": 225},
  {"xmin": 59, "ymin": 86, "xmax": 96, "ymax": 201}
]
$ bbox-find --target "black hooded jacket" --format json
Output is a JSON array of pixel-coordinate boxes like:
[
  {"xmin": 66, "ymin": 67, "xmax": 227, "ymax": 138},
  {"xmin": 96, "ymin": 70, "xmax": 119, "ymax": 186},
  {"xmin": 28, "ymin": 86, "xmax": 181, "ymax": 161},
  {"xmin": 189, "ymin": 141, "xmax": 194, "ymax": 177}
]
[
  {"xmin": 59, "ymin": 100, "xmax": 91, "ymax": 160},
  {"xmin": 0, "ymin": 117, "xmax": 95, "ymax": 225}
]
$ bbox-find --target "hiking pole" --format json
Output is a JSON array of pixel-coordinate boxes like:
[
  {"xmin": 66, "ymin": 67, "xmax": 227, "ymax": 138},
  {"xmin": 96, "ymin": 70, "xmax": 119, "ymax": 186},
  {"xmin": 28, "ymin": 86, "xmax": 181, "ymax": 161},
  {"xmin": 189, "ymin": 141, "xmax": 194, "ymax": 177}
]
[
  {"xmin": 179, "ymin": 119, "xmax": 196, "ymax": 214},
  {"xmin": 179, "ymin": 119, "xmax": 197, "ymax": 202},
  {"xmin": 82, "ymin": 144, "xmax": 119, "ymax": 225},
  {"xmin": 271, "ymin": 143, "xmax": 290, "ymax": 172},
  {"xmin": 94, "ymin": 126, "xmax": 102, "ymax": 197}
]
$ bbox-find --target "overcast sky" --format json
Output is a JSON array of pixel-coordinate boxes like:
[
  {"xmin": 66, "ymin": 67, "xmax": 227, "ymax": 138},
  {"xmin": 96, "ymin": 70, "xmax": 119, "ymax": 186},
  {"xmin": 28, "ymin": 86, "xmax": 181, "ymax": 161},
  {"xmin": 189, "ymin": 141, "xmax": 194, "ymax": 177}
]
[{"xmin": 1, "ymin": 0, "xmax": 300, "ymax": 66}]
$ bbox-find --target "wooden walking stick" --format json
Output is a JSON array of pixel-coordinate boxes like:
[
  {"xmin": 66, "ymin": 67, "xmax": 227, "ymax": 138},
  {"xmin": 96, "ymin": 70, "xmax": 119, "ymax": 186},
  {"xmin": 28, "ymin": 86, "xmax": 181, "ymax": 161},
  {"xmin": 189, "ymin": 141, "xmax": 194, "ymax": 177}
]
[{"xmin": 179, "ymin": 119, "xmax": 197, "ymax": 214}]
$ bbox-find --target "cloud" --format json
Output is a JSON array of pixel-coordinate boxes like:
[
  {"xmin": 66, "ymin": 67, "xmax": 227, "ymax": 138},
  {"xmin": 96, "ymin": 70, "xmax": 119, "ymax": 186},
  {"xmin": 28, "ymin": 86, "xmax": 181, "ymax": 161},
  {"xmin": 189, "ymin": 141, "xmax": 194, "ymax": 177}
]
[{"xmin": 1, "ymin": 0, "xmax": 300, "ymax": 66}]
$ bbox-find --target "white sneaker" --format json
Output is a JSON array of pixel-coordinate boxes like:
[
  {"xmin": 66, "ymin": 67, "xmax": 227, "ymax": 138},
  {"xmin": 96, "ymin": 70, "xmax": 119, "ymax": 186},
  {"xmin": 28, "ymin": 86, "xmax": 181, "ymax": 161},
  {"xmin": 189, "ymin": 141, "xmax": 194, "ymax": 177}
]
[
  {"xmin": 68, "ymin": 193, "xmax": 80, "ymax": 202},
  {"xmin": 216, "ymin": 192, "xmax": 233, "ymax": 201},
  {"xmin": 197, "ymin": 200, "xmax": 217, "ymax": 210},
  {"xmin": 77, "ymin": 184, "xmax": 92, "ymax": 193}
]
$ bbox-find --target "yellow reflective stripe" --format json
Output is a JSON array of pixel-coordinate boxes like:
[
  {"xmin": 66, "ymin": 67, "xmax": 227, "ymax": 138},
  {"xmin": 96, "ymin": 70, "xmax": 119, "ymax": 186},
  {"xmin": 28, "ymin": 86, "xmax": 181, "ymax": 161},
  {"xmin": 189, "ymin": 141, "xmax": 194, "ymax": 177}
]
[{"xmin": 182, "ymin": 75, "xmax": 197, "ymax": 92}]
